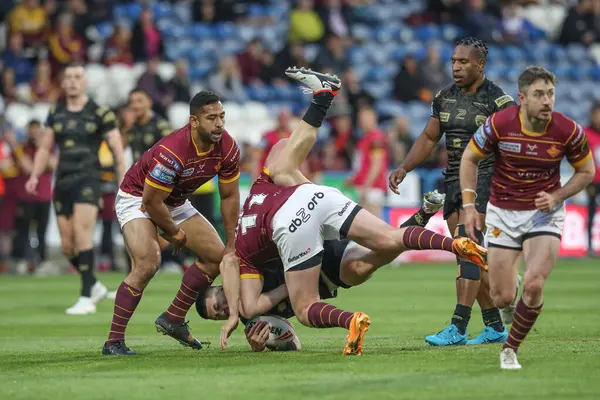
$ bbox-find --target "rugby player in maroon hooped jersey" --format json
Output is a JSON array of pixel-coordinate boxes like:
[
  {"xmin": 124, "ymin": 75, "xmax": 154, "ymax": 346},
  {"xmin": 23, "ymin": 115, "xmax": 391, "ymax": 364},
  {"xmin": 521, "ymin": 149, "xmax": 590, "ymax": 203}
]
[
  {"xmin": 102, "ymin": 91, "xmax": 241, "ymax": 356},
  {"xmin": 461, "ymin": 66, "xmax": 595, "ymax": 370},
  {"xmin": 219, "ymin": 67, "xmax": 489, "ymax": 354}
]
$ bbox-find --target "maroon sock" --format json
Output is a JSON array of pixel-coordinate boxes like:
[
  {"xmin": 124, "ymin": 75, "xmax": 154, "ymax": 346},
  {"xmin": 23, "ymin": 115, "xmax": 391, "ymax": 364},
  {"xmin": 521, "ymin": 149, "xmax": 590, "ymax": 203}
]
[
  {"xmin": 107, "ymin": 282, "xmax": 143, "ymax": 343},
  {"xmin": 402, "ymin": 226, "xmax": 455, "ymax": 253},
  {"xmin": 166, "ymin": 262, "xmax": 214, "ymax": 323},
  {"xmin": 503, "ymin": 298, "xmax": 543, "ymax": 353},
  {"xmin": 307, "ymin": 302, "xmax": 354, "ymax": 329}
]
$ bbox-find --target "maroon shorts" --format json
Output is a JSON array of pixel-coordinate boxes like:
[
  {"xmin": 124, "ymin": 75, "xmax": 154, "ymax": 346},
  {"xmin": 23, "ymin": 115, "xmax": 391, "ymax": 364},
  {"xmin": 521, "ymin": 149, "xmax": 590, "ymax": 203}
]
[
  {"xmin": 100, "ymin": 192, "xmax": 117, "ymax": 221},
  {"xmin": 0, "ymin": 179, "xmax": 20, "ymax": 231}
]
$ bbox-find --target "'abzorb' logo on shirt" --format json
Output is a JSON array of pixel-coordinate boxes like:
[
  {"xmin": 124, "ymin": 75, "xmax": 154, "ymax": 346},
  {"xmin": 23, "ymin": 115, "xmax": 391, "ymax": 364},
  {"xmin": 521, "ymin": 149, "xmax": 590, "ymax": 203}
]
[{"xmin": 151, "ymin": 163, "xmax": 177, "ymax": 185}]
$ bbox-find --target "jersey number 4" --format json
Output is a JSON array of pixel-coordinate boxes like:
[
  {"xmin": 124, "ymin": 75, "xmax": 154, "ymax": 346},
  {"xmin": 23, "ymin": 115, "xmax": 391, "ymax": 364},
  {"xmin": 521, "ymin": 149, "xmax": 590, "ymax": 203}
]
[{"xmin": 238, "ymin": 194, "xmax": 267, "ymax": 235}]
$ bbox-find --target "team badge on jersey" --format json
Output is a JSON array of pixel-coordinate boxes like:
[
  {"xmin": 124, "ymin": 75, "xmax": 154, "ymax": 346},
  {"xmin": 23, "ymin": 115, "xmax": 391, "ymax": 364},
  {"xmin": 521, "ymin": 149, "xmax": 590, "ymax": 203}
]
[
  {"xmin": 547, "ymin": 145, "xmax": 561, "ymax": 158},
  {"xmin": 475, "ymin": 115, "xmax": 486, "ymax": 127}
]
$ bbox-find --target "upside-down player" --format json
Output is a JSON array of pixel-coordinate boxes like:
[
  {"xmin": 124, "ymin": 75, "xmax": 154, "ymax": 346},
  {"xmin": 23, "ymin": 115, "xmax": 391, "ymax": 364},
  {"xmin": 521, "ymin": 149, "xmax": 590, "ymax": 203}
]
[
  {"xmin": 196, "ymin": 191, "xmax": 447, "ymax": 352},
  {"xmin": 102, "ymin": 91, "xmax": 241, "ymax": 355},
  {"xmin": 389, "ymin": 37, "xmax": 519, "ymax": 346},
  {"xmin": 461, "ymin": 66, "xmax": 595, "ymax": 369},
  {"xmin": 219, "ymin": 67, "xmax": 488, "ymax": 355}
]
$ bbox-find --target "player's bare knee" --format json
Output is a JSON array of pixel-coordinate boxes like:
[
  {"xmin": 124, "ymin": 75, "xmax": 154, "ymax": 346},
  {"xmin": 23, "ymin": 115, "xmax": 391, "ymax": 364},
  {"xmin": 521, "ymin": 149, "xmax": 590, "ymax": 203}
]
[
  {"xmin": 492, "ymin": 288, "xmax": 515, "ymax": 308},
  {"xmin": 523, "ymin": 276, "xmax": 544, "ymax": 300},
  {"xmin": 132, "ymin": 251, "xmax": 161, "ymax": 283},
  {"xmin": 60, "ymin": 244, "xmax": 75, "ymax": 259}
]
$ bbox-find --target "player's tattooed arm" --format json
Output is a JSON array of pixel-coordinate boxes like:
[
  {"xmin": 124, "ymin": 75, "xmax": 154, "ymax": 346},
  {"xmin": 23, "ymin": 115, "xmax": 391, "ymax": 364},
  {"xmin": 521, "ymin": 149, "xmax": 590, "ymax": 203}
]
[
  {"xmin": 105, "ymin": 128, "xmax": 126, "ymax": 184},
  {"xmin": 240, "ymin": 277, "xmax": 289, "ymax": 320}
]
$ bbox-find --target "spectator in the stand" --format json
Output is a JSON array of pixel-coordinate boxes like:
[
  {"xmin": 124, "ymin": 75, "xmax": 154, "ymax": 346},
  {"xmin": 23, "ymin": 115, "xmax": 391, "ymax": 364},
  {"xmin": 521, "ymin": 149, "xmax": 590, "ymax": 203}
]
[
  {"xmin": 0, "ymin": 127, "xmax": 22, "ymax": 273},
  {"xmin": 559, "ymin": 0, "xmax": 599, "ymax": 45},
  {"xmin": 421, "ymin": 46, "xmax": 450, "ymax": 94},
  {"xmin": 348, "ymin": 106, "xmax": 389, "ymax": 218},
  {"xmin": 318, "ymin": 0, "xmax": 353, "ymax": 39},
  {"xmin": 193, "ymin": 0, "xmax": 237, "ymax": 23},
  {"xmin": 237, "ymin": 39, "xmax": 264, "ymax": 85},
  {"xmin": 169, "ymin": 59, "xmax": 192, "ymax": 103},
  {"xmin": 239, "ymin": 142, "xmax": 255, "ymax": 174},
  {"xmin": 393, "ymin": 55, "xmax": 430, "ymax": 103},
  {"xmin": 48, "ymin": 12, "xmax": 87, "ymax": 77},
  {"xmin": 103, "ymin": 24, "xmax": 134, "ymax": 66},
  {"xmin": 461, "ymin": 0, "xmax": 501, "ymax": 42},
  {"xmin": 30, "ymin": 59, "xmax": 60, "ymax": 103},
  {"xmin": 329, "ymin": 112, "xmax": 355, "ymax": 169},
  {"xmin": 87, "ymin": 0, "xmax": 115, "ymax": 23},
  {"xmin": 313, "ymin": 34, "xmax": 348, "ymax": 74},
  {"xmin": 289, "ymin": 0, "xmax": 325, "ymax": 43},
  {"xmin": 388, "ymin": 116, "xmax": 414, "ymax": 168},
  {"xmin": 131, "ymin": 6, "xmax": 164, "ymax": 62},
  {"xmin": 136, "ymin": 57, "xmax": 174, "ymax": 118},
  {"xmin": 2, "ymin": 33, "xmax": 35, "ymax": 85},
  {"xmin": 253, "ymin": 108, "xmax": 293, "ymax": 178},
  {"xmin": 258, "ymin": 51, "xmax": 285, "ymax": 85},
  {"xmin": 343, "ymin": 68, "xmax": 375, "ymax": 124},
  {"xmin": 0, "ymin": 68, "xmax": 20, "ymax": 105},
  {"xmin": 500, "ymin": 0, "xmax": 539, "ymax": 43},
  {"xmin": 585, "ymin": 103, "xmax": 600, "ymax": 256},
  {"xmin": 274, "ymin": 43, "xmax": 312, "ymax": 74},
  {"xmin": 8, "ymin": 0, "xmax": 48, "ymax": 50},
  {"xmin": 209, "ymin": 56, "xmax": 248, "ymax": 102},
  {"xmin": 68, "ymin": 0, "xmax": 94, "ymax": 45},
  {"xmin": 10, "ymin": 120, "xmax": 57, "ymax": 275}
]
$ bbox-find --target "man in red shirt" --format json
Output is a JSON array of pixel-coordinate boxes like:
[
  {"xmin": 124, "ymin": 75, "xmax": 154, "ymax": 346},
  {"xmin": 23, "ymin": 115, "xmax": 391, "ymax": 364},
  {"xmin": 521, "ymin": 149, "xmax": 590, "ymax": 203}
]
[
  {"xmin": 103, "ymin": 91, "xmax": 241, "ymax": 356},
  {"xmin": 462, "ymin": 66, "xmax": 595, "ymax": 369},
  {"xmin": 348, "ymin": 106, "xmax": 389, "ymax": 218},
  {"xmin": 585, "ymin": 103, "xmax": 600, "ymax": 256},
  {"xmin": 254, "ymin": 108, "xmax": 292, "ymax": 178}
]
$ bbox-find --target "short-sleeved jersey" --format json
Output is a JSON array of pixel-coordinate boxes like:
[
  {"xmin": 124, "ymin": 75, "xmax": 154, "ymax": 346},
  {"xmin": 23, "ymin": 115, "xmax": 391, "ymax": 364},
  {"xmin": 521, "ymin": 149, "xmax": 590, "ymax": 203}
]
[
  {"xmin": 128, "ymin": 114, "xmax": 172, "ymax": 162},
  {"xmin": 431, "ymin": 78, "xmax": 515, "ymax": 181},
  {"xmin": 235, "ymin": 171, "xmax": 306, "ymax": 273},
  {"xmin": 119, "ymin": 124, "xmax": 240, "ymax": 207},
  {"xmin": 351, "ymin": 129, "xmax": 389, "ymax": 191},
  {"xmin": 46, "ymin": 100, "xmax": 117, "ymax": 185},
  {"xmin": 470, "ymin": 105, "xmax": 592, "ymax": 210}
]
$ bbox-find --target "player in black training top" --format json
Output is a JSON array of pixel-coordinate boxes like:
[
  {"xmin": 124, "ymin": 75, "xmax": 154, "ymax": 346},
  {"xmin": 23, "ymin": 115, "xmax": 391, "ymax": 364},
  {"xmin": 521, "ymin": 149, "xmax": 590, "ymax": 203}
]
[
  {"xmin": 388, "ymin": 38, "xmax": 518, "ymax": 346},
  {"xmin": 25, "ymin": 64, "xmax": 126, "ymax": 315},
  {"xmin": 126, "ymin": 88, "xmax": 172, "ymax": 162}
]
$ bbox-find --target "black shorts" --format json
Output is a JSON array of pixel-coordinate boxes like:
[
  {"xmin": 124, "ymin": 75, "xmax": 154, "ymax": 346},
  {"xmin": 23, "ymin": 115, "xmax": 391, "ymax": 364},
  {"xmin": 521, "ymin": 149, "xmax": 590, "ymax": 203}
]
[
  {"xmin": 443, "ymin": 174, "xmax": 491, "ymax": 220},
  {"xmin": 53, "ymin": 179, "xmax": 101, "ymax": 217},
  {"xmin": 319, "ymin": 239, "xmax": 353, "ymax": 300}
]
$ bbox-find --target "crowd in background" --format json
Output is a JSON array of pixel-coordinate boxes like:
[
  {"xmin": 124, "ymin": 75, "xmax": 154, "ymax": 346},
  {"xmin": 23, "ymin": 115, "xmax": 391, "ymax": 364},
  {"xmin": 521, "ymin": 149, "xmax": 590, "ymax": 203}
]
[{"xmin": 1, "ymin": 0, "xmax": 600, "ymax": 274}]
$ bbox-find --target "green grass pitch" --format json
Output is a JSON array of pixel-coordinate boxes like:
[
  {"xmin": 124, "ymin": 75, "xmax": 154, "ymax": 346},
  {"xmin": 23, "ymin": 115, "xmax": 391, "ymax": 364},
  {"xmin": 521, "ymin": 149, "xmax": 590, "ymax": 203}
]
[{"xmin": 1, "ymin": 259, "xmax": 599, "ymax": 400}]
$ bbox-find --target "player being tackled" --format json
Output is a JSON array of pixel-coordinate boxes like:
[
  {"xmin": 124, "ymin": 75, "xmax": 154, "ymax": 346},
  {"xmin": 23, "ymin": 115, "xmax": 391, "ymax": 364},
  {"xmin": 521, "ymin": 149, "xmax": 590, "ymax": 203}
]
[{"xmin": 218, "ymin": 67, "xmax": 488, "ymax": 355}]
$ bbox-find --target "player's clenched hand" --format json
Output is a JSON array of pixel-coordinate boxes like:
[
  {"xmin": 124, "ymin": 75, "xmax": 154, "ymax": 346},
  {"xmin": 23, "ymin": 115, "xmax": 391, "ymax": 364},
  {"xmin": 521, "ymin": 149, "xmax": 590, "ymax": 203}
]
[
  {"xmin": 245, "ymin": 321, "xmax": 270, "ymax": 352},
  {"xmin": 25, "ymin": 176, "xmax": 39, "ymax": 195},
  {"xmin": 535, "ymin": 191, "xmax": 558, "ymax": 212},
  {"xmin": 464, "ymin": 206, "xmax": 481, "ymax": 242},
  {"xmin": 388, "ymin": 168, "xmax": 407, "ymax": 194},
  {"xmin": 221, "ymin": 245, "xmax": 235, "ymax": 259},
  {"xmin": 165, "ymin": 228, "xmax": 187, "ymax": 254},
  {"xmin": 220, "ymin": 315, "xmax": 239, "ymax": 350}
]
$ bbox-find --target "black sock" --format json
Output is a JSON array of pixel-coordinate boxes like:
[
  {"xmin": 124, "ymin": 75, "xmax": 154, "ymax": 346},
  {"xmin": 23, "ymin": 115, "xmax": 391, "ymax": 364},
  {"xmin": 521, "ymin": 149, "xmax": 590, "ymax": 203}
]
[
  {"xmin": 399, "ymin": 209, "xmax": 434, "ymax": 228},
  {"xmin": 78, "ymin": 249, "xmax": 97, "ymax": 297},
  {"xmin": 451, "ymin": 304, "xmax": 471, "ymax": 335},
  {"xmin": 482, "ymin": 308, "xmax": 504, "ymax": 332},
  {"xmin": 69, "ymin": 255, "xmax": 81, "ymax": 272}
]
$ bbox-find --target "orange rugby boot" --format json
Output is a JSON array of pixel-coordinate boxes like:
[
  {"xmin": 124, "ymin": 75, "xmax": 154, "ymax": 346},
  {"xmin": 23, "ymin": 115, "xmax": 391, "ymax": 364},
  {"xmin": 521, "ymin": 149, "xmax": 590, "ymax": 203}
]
[
  {"xmin": 452, "ymin": 237, "xmax": 488, "ymax": 271},
  {"xmin": 343, "ymin": 312, "xmax": 371, "ymax": 356}
]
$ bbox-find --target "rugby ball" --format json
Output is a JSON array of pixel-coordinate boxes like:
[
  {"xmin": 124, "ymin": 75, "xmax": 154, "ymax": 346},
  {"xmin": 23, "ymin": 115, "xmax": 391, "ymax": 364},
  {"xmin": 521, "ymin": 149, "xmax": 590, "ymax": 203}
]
[{"xmin": 245, "ymin": 315, "xmax": 302, "ymax": 351}]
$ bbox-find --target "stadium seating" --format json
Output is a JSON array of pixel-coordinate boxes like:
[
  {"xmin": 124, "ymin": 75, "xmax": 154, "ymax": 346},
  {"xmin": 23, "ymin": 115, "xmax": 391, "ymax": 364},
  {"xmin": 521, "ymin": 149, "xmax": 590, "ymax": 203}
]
[{"xmin": 4, "ymin": 0, "xmax": 599, "ymax": 143}]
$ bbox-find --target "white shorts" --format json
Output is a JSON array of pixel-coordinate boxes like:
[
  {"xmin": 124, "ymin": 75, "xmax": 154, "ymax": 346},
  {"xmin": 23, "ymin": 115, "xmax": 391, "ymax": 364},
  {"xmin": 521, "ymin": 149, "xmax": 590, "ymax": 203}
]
[
  {"xmin": 115, "ymin": 189, "xmax": 199, "ymax": 231},
  {"xmin": 271, "ymin": 184, "xmax": 360, "ymax": 272},
  {"xmin": 485, "ymin": 202, "xmax": 565, "ymax": 250}
]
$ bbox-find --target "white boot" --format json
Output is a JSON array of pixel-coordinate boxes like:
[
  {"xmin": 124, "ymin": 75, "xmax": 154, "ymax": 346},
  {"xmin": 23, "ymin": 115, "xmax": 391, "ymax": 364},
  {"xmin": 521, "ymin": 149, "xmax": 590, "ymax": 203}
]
[
  {"xmin": 90, "ymin": 281, "xmax": 109, "ymax": 304},
  {"xmin": 500, "ymin": 348, "xmax": 522, "ymax": 370},
  {"xmin": 65, "ymin": 297, "xmax": 96, "ymax": 315}
]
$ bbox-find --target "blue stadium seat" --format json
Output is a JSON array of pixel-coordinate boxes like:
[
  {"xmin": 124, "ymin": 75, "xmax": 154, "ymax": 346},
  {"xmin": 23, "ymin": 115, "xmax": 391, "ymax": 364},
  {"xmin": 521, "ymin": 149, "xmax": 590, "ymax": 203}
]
[
  {"xmin": 352, "ymin": 24, "xmax": 374, "ymax": 42},
  {"xmin": 403, "ymin": 41, "xmax": 426, "ymax": 61},
  {"xmin": 187, "ymin": 24, "xmax": 214, "ymax": 40},
  {"xmin": 157, "ymin": 19, "xmax": 185, "ymax": 40},
  {"xmin": 487, "ymin": 46, "xmax": 504, "ymax": 64},
  {"xmin": 375, "ymin": 26, "xmax": 400, "ymax": 43},
  {"xmin": 126, "ymin": 3, "xmax": 143, "ymax": 20},
  {"xmin": 363, "ymin": 82, "xmax": 393, "ymax": 99},
  {"xmin": 441, "ymin": 24, "xmax": 464, "ymax": 42},
  {"xmin": 415, "ymin": 25, "xmax": 442, "ymax": 43},
  {"xmin": 549, "ymin": 45, "xmax": 568, "ymax": 63},
  {"xmin": 152, "ymin": 3, "xmax": 175, "ymax": 20},
  {"xmin": 566, "ymin": 44, "xmax": 588, "ymax": 64},
  {"xmin": 190, "ymin": 63, "xmax": 214, "ymax": 81},
  {"xmin": 214, "ymin": 23, "xmax": 238, "ymax": 40},
  {"xmin": 503, "ymin": 46, "xmax": 525, "ymax": 63},
  {"xmin": 376, "ymin": 100, "xmax": 405, "ymax": 119},
  {"xmin": 349, "ymin": 46, "xmax": 369, "ymax": 65},
  {"xmin": 398, "ymin": 27, "xmax": 415, "ymax": 44},
  {"xmin": 95, "ymin": 22, "xmax": 114, "ymax": 41},
  {"xmin": 113, "ymin": 5, "xmax": 127, "ymax": 20}
]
